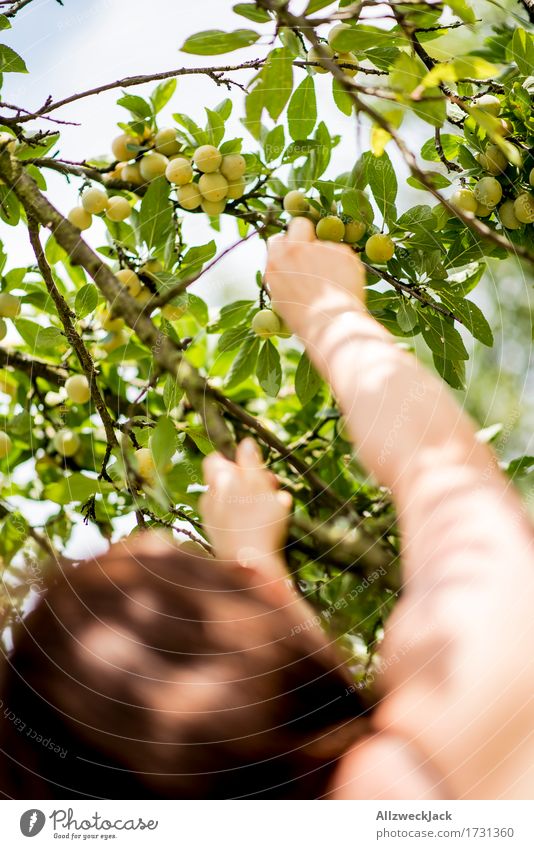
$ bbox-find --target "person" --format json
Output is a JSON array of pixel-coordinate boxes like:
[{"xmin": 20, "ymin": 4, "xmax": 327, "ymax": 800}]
[{"xmin": 1, "ymin": 217, "xmax": 533, "ymax": 800}]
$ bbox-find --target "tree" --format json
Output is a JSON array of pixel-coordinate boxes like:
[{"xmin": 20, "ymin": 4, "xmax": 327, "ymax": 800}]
[{"xmin": 0, "ymin": 0, "xmax": 533, "ymax": 675}]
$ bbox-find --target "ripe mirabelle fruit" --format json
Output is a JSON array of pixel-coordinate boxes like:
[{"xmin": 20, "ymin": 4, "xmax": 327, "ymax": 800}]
[
  {"xmin": 0, "ymin": 430, "xmax": 12, "ymax": 459},
  {"xmin": 162, "ymin": 302, "xmax": 187, "ymax": 321},
  {"xmin": 514, "ymin": 192, "xmax": 534, "ymax": 224},
  {"xmin": 529, "ymin": 167, "xmax": 534, "ymax": 188},
  {"xmin": 139, "ymin": 259, "xmax": 163, "ymax": 277},
  {"xmin": 116, "ymin": 268, "xmax": 142, "ymax": 297},
  {"xmin": 220, "ymin": 154, "xmax": 246, "ymax": 182},
  {"xmin": 499, "ymin": 199, "xmax": 522, "ymax": 230},
  {"xmin": 474, "ymin": 176, "xmax": 502, "ymax": 209},
  {"xmin": 201, "ymin": 198, "xmax": 226, "ymax": 216},
  {"xmin": 306, "ymin": 44, "xmax": 334, "ymax": 73},
  {"xmin": 283, "ymin": 190, "xmax": 309, "ymax": 216},
  {"xmin": 0, "ymin": 292, "xmax": 21, "ymax": 318},
  {"xmin": 0, "ymin": 132, "xmax": 18, "ymax": 153},
  {"xmin": 135, "ymin": 447, "xmax": 156, "ymax": 483},
  {"xmin": 121, "ymin": 163, "xmax": 144, "ymax": 186},
  {"xmin": 365, "ymin": 233, "xmax": 395, "ymax": 263},
  {"xmin": 316, "ymin": 215, "xmax": 345, "ymax": 242},
  {"xmin": 112, "ymin": 134, "xmax": 136, "ymax": 162},
  {"xmin": 100, "ymin": 330, "xmax": 128, "ymax": 353},
  {"xmin": 53, "ymin": 429, "xmax": 80, "ymax": 458},
  {"xmin": 193, "ymin": 145, "xmax": 222, "ymax": 174},
  {"xmin": 106, "ymin": 196, "xmax": 131, "ymax": 222},
  {"xmin": 328, "ymin": 22, "xmax": 351, "ymax": 49},
  {"xmin": 0, "ymin": 318, "xmax": 7, "ymax": 341},
  {"xmin": 344, "ymin": 220, "xmax": 366, "ymax": 243},
  {"xmin": 476, "ymin": 202, "xmax": 492, "ymax": 218},
  {"xmin": 226, "ymin": 178, "xmax": 246, "ymax": 200},
  {"xmin": 451, "ymin": 188, "xmax": 478, "ymax": 213},
  {"xmin": 177, "ymin": 183, "xmax": 202, "ymax": 210},
  {"xmin": 140, "ymin": 153, "xmax": 169, "ymax": 182},
  {"xmin": 336, "ymin": 52, "xmax": 358, "ymax": 77},
  {"xmin": 251, "ymin": 309, "xmax": 281, "ymax": 339},
  {"xmin": 99, "ymin": 308, "xmax": 124, "ymax": 332},
  {"xmin": 477, "ymin": 145, "xmax": 508, "ymax": 175},
  {"xmin": 81, "ymin": 187, "xmax": 109, "ymax": 215},
  {"xmin": 166, "ymin": 158, "xmax": 193, "ymax": 186},
  {"xmin": 68, "ymin": 206, "xmax": 92, "ymax": 231},
  {"xmin": 199, "ymin": 172, "xmax": 229, "ymax": 203},
  {"xmin": 65, "ymin": 375, "xmax": 91, "ymax": 404},
  {"xmin": 154, "ymin": 127, "xmax": 181, "ymax": 156},
  {"xmin": 477, "ymin": 94, "xmax": 501, "ymax": 116},
  {"xmin": 135, "ymin": 287, "xmax": 151, "ymax": 306}
]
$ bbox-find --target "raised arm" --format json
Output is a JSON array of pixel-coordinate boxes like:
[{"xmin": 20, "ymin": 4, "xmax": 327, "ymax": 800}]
[{"xmin": 266, "ymin": 218, "xmax": 534, "ymax": 799}]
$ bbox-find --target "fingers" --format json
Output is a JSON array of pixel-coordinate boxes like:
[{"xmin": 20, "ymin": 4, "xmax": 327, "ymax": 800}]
[
  {"xmin": 286, "ymin": 217, "xmax": 316, "ymax": 243},
  {"xmin": 236, "ymin": 437, "xmax": 263, "ymax": 470},
  {"xmin": 277, "ymin": 490, "xmax": 293, "ymax": 511}
]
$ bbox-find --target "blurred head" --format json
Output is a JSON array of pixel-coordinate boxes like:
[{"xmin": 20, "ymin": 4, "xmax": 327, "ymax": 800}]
[{"xmin": 0, "ymin": 532, "xmax": 367, "ymax": 799}]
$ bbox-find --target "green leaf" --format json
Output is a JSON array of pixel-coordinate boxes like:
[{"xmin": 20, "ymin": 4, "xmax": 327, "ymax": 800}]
[
  {"xmin": 233, "ymin": 3, "xmax": 270, "ymax": 22},
  {"xmin": 139, "ymin": 177, "xmax": 174, "ymax": 252},
  {"xmin": 0, "ymin": 15, "xmax": 11, "ymax": 30},
  {"xmin": 117, "ymin": 93, "xmax": 152, "ymax": 119},
  {"xmin": 186, "ymin": 293, "xmax": 209, "ymax": 326},
  {"xmin": 366, "ymin": 151, "xmax": 397, "ymax": 224},
  {"xmin": 256, "ymin": 340, "xmax": 282, "ymax": 396},
  {"xmin": 75, "ymin": 284, "xmax": 98, "ymax": 319},
  {"xmin": 396, "ymin": 300, "xmax": 419, "ymax": 333},
  {"xmin": 163, "ymin": 375, "xmax": 184, "ymax": 411},
  {"xmin": 0, "ymin": 185, "xmax": 20, "ymax": 226},
  {"xmin": 181, "ymin": 29, "xmax": 260, "ymax": 55},
  {"xmin": 180, "ymin": 240, "xmax": 217, "ymax": 278},
  {"xmin": 150, "ymin": 78, "xmax": 177, "ymax": 114},
  {"xmin": 225, "ymin": 335, "xmax": 260, "ymax": 388},
  {"xmin": 420, "ymin": 310, "xmax": 469, "ymax": 360},
  {"xmin": 446, "ymin": 0, "xmax": 476, "ymax": 24},
  {"xmin": 150, "ymin": 416, "xmax": 177, "ymax": 472},
  {"xmin": 295, "ymin": 354, "xmax": 322, "ymax": 406},
  {"xmin": 210, "ymin": 299, "xmax": 255, "ymax": 332},
  {"xmin": 288, "ymin": 76, "xmax": 317, "ymax": 142},
  {"xmin": 341, "ymin": 189, "xmax": 373, "ymax": 224},
  {"xmin": 0, "ymin": 44, "xmax": 27, "ymax": 73},
  {"xmin": 205, "ymin": 108, "xmax": 225, "ymax": 147},
  {"xmin": 432, "ymin": 354, "xmax": 466, "ymax": 390},
  {"xmin": 217, "ymin": 325, "xmax": 251, "ymax": 353},
  {"xmin": 332, "ymin": 78, "xmax": 353, "ymax": 116},
  {"xmin": 260, "ymin": 47, "xmax": 294, "ymax": 121},
  {"xmin": 439, "ymin": 294, "xmax": 493, "ymax": 346},
  {"xmin": 264, "ymin": 125, "xmax": 285, "ymax": 161},
  {"xmin": 44, "ymin": 473, "xmax": 114, "ymax": 506},
  {"xmin": 421, "ymin": 134, "xmax": 462, "ymax": 163},
  {"xmin": 511, "ymin": 28, "xmax": 534, "ymax": 76},
  {"xmin": 306, "ymin": 0, "xmax": 335, "ymax": 12}
]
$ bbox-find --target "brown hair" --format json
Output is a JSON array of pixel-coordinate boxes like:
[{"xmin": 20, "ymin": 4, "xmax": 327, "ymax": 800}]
[{"xmin": 0, "ymin": 533, "xmax": 367, "ymax": 799}]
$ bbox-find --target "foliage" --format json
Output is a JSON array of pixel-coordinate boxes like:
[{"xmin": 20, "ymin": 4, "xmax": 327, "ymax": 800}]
[{"xmin": 0, "ymin": 0, "xmax": 533, "ymax": 674}]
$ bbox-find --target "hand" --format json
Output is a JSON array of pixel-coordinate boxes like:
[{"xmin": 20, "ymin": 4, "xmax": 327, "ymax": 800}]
[
  {"xmin": 200, "ymin": 439, "xmax": 292, "ymax": 585},
  {"xmin": 265, "ymin": 217, "xmax": 366, "ymax": 339}
]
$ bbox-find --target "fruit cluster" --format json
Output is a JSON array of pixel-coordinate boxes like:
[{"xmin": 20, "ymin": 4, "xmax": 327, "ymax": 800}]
[{"xmin": 306, "ymin": 23, "xmax": 358, "ymax": 78}]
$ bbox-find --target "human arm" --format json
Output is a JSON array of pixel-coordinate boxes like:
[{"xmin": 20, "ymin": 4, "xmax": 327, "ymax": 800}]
[{"xmin": 265, "ymin": 218, "xmax": 534, "ymax": 799}]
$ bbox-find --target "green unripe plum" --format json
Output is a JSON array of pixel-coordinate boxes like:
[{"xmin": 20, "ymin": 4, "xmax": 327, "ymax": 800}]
[
  {"xmin": 328, "ymin": 22, "xmax": 351, "ymax": 49},
  {"xmin": 193, "ymin": 145, "xmax": 222, "ymax": 173},
  {"xmin": 201, "ymin": 198, "xmax": 226, "ymax": 216},
  {"xmin": 499, "ymin": 119, "xmax": 513, "ymax": 137},
  {"xmin": 226, "ymin": 178, "xmax": 246, "ymax": 200},
  {"xmin": 316, "ymin": 215, "xmax": 345, "ymax": 242},
  {"xmin": 116, "ymin": 268, "xmax": 142, "ymax": 297},
  {"xmin": 112, "ymin": 134, "xmax": 136, "ymax": 162},
  {"xmin": 336, "ymin": 52, "xmax": 358, "ymax": 77},
  {"xmin": 283, "ymin": 190, "xmax": 309, "ymax": 216},
  {"xmin": 154, "ymin": 127, "xmax": 181, "ymax": 156},
  {"xmin": 499, "ymin": 199, "xmax": 522, "ymax": 230},
  {"xmin": 251, "ymin": 309, "xmax": 281, "ymax": 339},
  {"xmin": 474, "ymin": 176, "xmax": 502, "ymax": 209},
  {"xmin": 66, "ymin": 374, "xmax": 91, "ymax": 404},
  {"xmin": 477, "ymin": 145, "xmax": 508, "ymax": 175},
  {"xmin": 476, "ymin": 202, "xmax": 492, "ymax": 218},
  {"xmin": 0, "ymin": 292, "xmax": 21, "ymax": 318},
  {"xmin": 140, "ymin": 153, "xmax": 169, "ymax": 182},
  {"xmin": 68, "ymin": 206, "xmax": 92, "ymax": 231},
  {"xmin": 178, "ymin": 183, "xmax": 202, "ymax": 210},
  {"xmin": 81, "ymin": 187, "xmax": 109, "ymax": 214},
  {"xmin": 529, "ymin": 167, "xmax": 534, "ymax": 188},
  {"xmin": 0, "ymin": 317, "xmax": 6, "ymax": 341},
  {"xmin": 306, "ymin": 45, "xmax": 334, "ymax": 73},
  {"xmin": 199, "ymin": 172, "xmax": 229, "ymax": 202},
  {"xmin": 220, "ymin": 154, "xmax": 246, "ymax": 182},
  {"xmin": 135, "ymin": 447, "xmax": 156, "ymax": 483},
  {"xmin": 477, "ymin": 94, "xmax": 501, "ymax": 116},
  {"xmin": 365, "ymin": 233, "xmax": 395, "ymax": 263},
  {"xmin": 53, "ymin": 429, "xmax": 80, "ymax": 457},
  {"xmin": 106, "ymin": 196, "xmax": 131, "ymax": 222},
  {"xmin": 121, "ymin": 163, "xmax": 144, "ymax": 185},
  {"xmin": 514, "ymin": 192, "xmax": 534, "ymax": 224},
  {"xmin": 166, "ymin": 157, "xmax": 193, "ymax": 186},
  {"xmin": 451, "ymin": 188, "xmax": 478, "ymax": 213},
  {"xmin": 0, "ymin": 430, "xmax": 12, "ymax": 459},
  {"xmin": 344, "ymin": 220, "xmax": 367, "ymax": 243}
]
